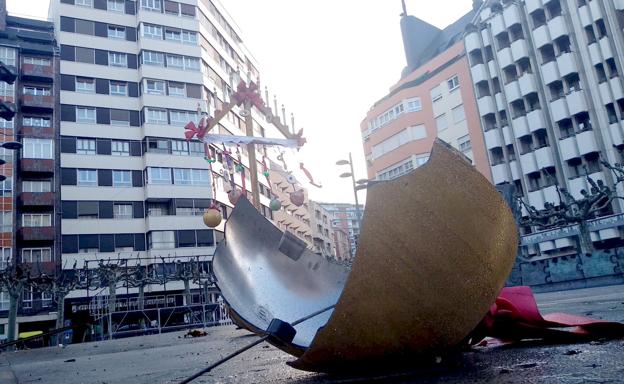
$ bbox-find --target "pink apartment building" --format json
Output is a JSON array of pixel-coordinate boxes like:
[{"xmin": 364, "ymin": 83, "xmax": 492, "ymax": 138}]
[{"xmin": 361, "ymin": 1, "xmax": 491, "ymax": 182}]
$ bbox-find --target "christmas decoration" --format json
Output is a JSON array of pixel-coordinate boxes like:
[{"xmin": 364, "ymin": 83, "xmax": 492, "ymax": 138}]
[
  {"xmin": 269, "ymin": 198, "xmax": 282, "ymax": 211},
  {"xmin": 228, "ymin": 189, "xmax": 243, "ymax": 205},
  {"xmin": 202, "ymin": 208, "xmax": 222, "ymax": 228},
  {"xmin": 290, "ymin": 189, "xmax": 305, "ymax": 207}
]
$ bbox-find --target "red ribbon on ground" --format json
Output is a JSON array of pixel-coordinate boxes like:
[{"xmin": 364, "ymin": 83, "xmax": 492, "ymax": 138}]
[{"xmin": 469, "ymin": 286, "xmax": 624, "ymax": 346}]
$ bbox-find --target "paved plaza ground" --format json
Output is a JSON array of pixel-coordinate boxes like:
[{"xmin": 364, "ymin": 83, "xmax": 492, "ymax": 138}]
[{"xmin": 0, "ymin": 284, "xmax": 623, "ymax": 384}]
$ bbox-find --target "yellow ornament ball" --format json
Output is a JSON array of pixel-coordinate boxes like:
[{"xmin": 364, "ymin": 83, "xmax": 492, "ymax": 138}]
[{"xmin": 203, "ymin": 209, "xmax": 222, "ymax": 228}]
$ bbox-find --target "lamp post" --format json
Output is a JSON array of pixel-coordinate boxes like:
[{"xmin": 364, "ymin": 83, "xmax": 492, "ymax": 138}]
[{"xmin": 336, "ymin": 153, "xmax": 363, "ymax": 254}]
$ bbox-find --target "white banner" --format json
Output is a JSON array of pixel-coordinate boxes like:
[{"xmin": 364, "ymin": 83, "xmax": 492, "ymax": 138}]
[{"xmin": 201, "ymin": 134, "xmax": 302, "ymax": 148}]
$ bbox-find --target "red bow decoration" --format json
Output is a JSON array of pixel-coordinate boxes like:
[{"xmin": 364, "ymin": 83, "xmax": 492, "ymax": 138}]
[
  {"xmin": 300, "ymin": 163, "xmax": 322, "ymax": 188},
  {"xmin": 232, "ymin": 81, "xmax": 265, "ymax": 110},
  {"xmin": 468, "ymin": 286, "xmax": 624, "ymax": 346},
  {"xmin": 184, "ymin": 117, "xmax": 210, "ymax": 140}
]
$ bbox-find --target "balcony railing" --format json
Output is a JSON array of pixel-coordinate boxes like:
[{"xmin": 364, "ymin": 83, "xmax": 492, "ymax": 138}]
[
  {"xmin": 21, "ymin": 94, "xmax": 54, "ymax": 110},
  {"xmin": 18, "ymin": 226, "xmax": 55, "ymax": 241},
  {"xmin": 20, "ymin": 63, "xmax": 53, "ymax": 79}
]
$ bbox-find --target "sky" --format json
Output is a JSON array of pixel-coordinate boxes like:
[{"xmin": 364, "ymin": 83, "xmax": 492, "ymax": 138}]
[{"xmin": 6, "ymin": 0, "xmax": 473, "ymax": 204}]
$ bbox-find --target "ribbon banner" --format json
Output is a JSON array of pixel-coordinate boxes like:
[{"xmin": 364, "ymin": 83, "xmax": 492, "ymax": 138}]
[{"xmin": 200, "ymin": 133, "xmax": 305, "ymax": 148}]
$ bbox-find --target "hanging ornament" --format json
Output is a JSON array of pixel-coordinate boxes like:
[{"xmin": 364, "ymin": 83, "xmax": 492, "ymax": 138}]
[
  {"xmin": 235, "ymin": 163, "xmax": 244, "ymax": 173},
  {"xmin": 203, "ymin": 208, "xmax": 222, "ymax": 228},
  {"xmin": 228, "ymin": 188, "xmax": 243, "ymax": 205},
  {"xmin": 263, "ymin": 171, "xmax": 270, "ymax": 177},
  {"xmin": 290, "ymin": 189, "xmax": 305, "ymax": 207},
  {"xmin": 269, "ymin": 197, "xmax": 282, "ymax": 211}
]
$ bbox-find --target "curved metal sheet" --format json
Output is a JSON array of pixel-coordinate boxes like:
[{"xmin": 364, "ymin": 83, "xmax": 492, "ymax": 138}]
[
  {"xmin": 213, "ymin": 197, "xmax": 350, "ymax": 352},
  {"xmin": 290, "ymin": 140, "xmax": 518, "ymax": 372}
]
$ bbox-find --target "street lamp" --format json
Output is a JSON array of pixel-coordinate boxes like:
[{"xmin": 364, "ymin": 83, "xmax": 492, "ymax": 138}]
[
  {"xmin": 336, "ymin": 152, "xmax": 363, "ymax": 231},
  {"xmin": 0, "ymin": 141, "xmax": 22, "ymax": 182}
]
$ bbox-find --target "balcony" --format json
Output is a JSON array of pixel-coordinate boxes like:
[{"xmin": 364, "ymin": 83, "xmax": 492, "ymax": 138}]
[
  {"xmin": 550, "ymin": 97, "xmax": 568, "ymax": 122},
  {"xmin": 146, "ymin": 214, "xmax": 204, "ymax": 232},
  {"xmin": 589, "ymin": 0, "xmax": 602, "ymax": 21},
  {"xmin": 503, "ymin": 4, "xmax": 521, "ymax": 27},
  {"xmin": 20, "ymin": 125, "xmax": 54, "ymax": 138},
  {"xmin": 566, "ymin": 90, "xmax": 587, "ymax": 115},
  {"xmin": 609, "ymin": 123, "xmax": 624, "ymax": 146},
  {"xmin": 520, "ymin": 151, "xmax": 538, "ymax": 174},
  {"xmin": 510, "ymin": 160, "xmax": 520, "ymax": 180},
  {"xmin": 504, "ymin": 80, "xmax": 521, "ymax": 102},
  {"xmin": 502, "ymin": 125, "xmax": 513, "ymax": 145},
  {"xmin": 465, "ymin": 30, "xmax": 481, "ymax": 53},
  {"xmin": 576, "ymin": 129, "xmax": 599, "ymax": 155},
  {"xmin": 558, "ymin": 136, "xmax": 579, "ymax": 161},
  {"xmin": 525, "ymin": 0, "xmax": 542, "ymax": 15},
  {"xmin": 18, "ymin": 226, "xmax": 55, "ymax": 241},
  {"xmin": 491, "ymin": 13, "xmax": 506, "ymax": 37},
  {"xmin": 512, "ymin": 115, "xmax": 530, "ymax": 138},
  {"xmin": 511, "ymin": 39, "xmax": 529, "ymax": 61},
  {"xmin": 579, "ymin": 5, "xmax": 592, "ymax": 26},
  {"xmin": 535, "ymin": 146, "xmax": 555, "ymax": 169},
  {"xmin": 518, "ymin": 73, "xmax": 537, "ymax": 96},
  {"xmin": 484, "ymin": 128, "xmax": 502, "ymax": 150},
  {"xmin": 471, "ymin": 63, "xmax": 488, "ymax": 83},
  {"xmin": 488, "ymin": 60, "xmax": 498, "ymax": 75},
  {"xmin": 497, "ymin": 47, "xmax": 514, "ymax": 69},
  {"xmin": 617, "ymin": 0, "xmax": 624, "ymax": 10},
  {"xmin": 20, "ymin": 63, "xmax": 53, "ymax": 80},
  {"xmin": 491, "ymin": 163, "xmax": 510, "ymax": 185},
  {"xmin": 540, "ymin": 60, "xmax": 559, "ymax": 85},
  {"xmin": 527, "ymin": 109, "xmax": 547, "ymax": 132},
  {"xmin": 569, "ymin": 176, "xmax": 588, "ymax": 199},
  {"xmin": 20, "ymin": 159, "xmax": 54, "ymax": 173},
  {"xmin": 21, "ymin": 94, "xmax": 54, "ymax": 110},
  {"xmin": 542, "ymin": 185, "xmax": 558, "ymax": 205},
  {"xmin": 588, "ymin": 42, "xmax": 602, "ymax": 65},
  {"xmin": 477, "ymin": 95, "xmax": 496, "ymax": 116},
  {"xmin": 610, "ymin": 76, "xmax": 624, "ymax": 100},
  {"xmin": 533, "ymin": 24, "xmax": 550, "ymax": 49},
  {"xmin": 527, "ymin": 189, "xmax": 545, "ymax": 211},
  {"xmin": 547, "ymin": 15, "xmax": 568, "ymax": 41},
  {"xmin": 19, "ymin": 192, "xmax": 54, "ymax": 207},
  {"xmin": 599, "ymin": 37, "xmax": 613, "ymax": 60},
  {"xmin": 556, "ymin": 52, "xmax": 577, "ymax": 77}
]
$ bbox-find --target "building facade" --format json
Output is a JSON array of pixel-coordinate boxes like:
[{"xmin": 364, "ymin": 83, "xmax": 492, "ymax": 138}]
[
  {"xmin": 465, "ymin": 0, "xmax": 624, "ymax": 256},
  {"xmin": 48, "ymin": 0, "xmax": 301, "ymax": 330},
  {"xmin": 0, "ymin": 2, "xmax": 60, "ymax": 339},
  {"xmin": 319, "ymin": 203, "xmax": 363, "ymax": 258},
  {"xmin": 360, "ymin": 3, "xmax": 491, "ymax": 182},
  {"xmin": 308, "ymin": 200, "xmax": 334, "ymax": 259}
]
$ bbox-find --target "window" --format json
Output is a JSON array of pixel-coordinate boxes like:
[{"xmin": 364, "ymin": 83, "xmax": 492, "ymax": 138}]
[
  {"xmin": 23, "ymin": 57, "xmax": 51, "ymax": 66},
  {"xmin": 430, "ymin": 85, "xmax": 442, "ymax": 102},
  {"xmin": 405, "ymin": 97, "xmax": 422, "ymax": 112},
  {"xmin": 23, "ymin": 86, "xmax": 50, "ymax": 96},
  {"xmin": 416, "ymin": 154, "xmax": 429, "ymax": 167},
  {"xmin": 76, "ymin": 138, "xmax": 96, "ymax": 155},
  {"xmin": 169, "ymin": 110, "xmax": 194, "ymax": 125},
  {"xmin": 171, "ymin": 140, "xmax": 188, "ymax": 155},
  {"xmin": 23, "ymin": 116, "xmax": 51, "ymax": 127},
  {"xmin": 175, "ymin": 169, "xmax": 210, "ymax": 186},
  {"xmin": 147, "ymin": 138, "xmax": 169, "ymax": 153},
  {"xmin": 447, "ymin": 75, "xmax": 460, "ymax": 91},
  {"xmin": 165, "ymin": 28, "xmax": 181, "ymax": 42},
  {"xmin": 114, "ymin": 203, "xmax": 133, "ymax": 219},
  {"xmin": 181, "ymin": 31, "xmax": 197, "ymax": 45},
  {"xmin": 76, "ymin": 0, "xmax": 93, "ymax": 6},
  {"xmin": 146, "ymin": 108, "xmax": 168, "ymax": 124},
  {"xmin": 435, "ymin": 114, "xmax": 448, "ymax": 132},
  {"xmin": 76, "ymin": 107, "xmax": 96, "ymax": 123},
  {"xmin": 107, "ymin": 0, "xmax": 125, "ymax": 12},
  {"xmin": 0, "ymin": 177, "xmax": 11, "ymax": 197},
  {"xmin": 109, "ymin": 52, "xmax": 127, "ymax": 67},
  {"xmin": 76, "ymin": 77, "xmax": 95, "ymax": 93},
  {"xmin": 42, "ymin": 291, "xmax": 52, "ymax": 307},
  {"xmin": 78, "ymin": 201, "xmax": 99, "ymax": 219},
  {"xmin": 377, "ymin": 159, "xmax": 414, "ymax": 181},
  {"xmin": 148, "ymin": 167, "xmax": 172, "ymax": 184},
  {"xmin": 23, "ymin": 138, "xmax": 53, "ymax": 159},
  {"xmin": 184, "ymin": 57, "xmax": 200, "ymax": 71},
  {"xmin": 22, "ymin": 213, "xmax": 51, "ymax": 227},
  {"xmin": 113, "ymin": 170, "xmax": 132, "ymax": 187},
  {"xmin": 173, "ymin": 168, "xmax": 191, "ymax": 185},
  {"xmin": 149, "ymin": 231, "xmax": 175, "ymax": 249},
  {"xmin": 166, "ymin": 54, "xmax": 183, "ymax": 68},
  {"xmin": 142, "ymin": 24, "xmax": 162, "ymax": 39},
  {"xmin": 21, "ymin": 248, "xmax": 52, "ymax": 263},
  {"xmin": 0, "ymin": 82, "xmax": 14, "ymax": 98},
  {"xmin": 143, "ymin": 51, "xmax": 164, "ymax": 66},
  {"xmin": 452, "ymin": 104, "xmax": 466, "ymax": 123},
  {"xmin": 111, "ymin": 140, "xmax": 130, "ymax": 156},
  {"xmin": 189, "ymin": 141, "xmax": 203, "ymax": 156},
  {"xmin": 141, "ymin": 0, "xmax": 161, "ymax": 12},
  {"xmin": 77, "ymin": 169, "xmax": 97, "ymax": 186},
  {"xmin": 0, "ymin": 47, "xmax": 16, "ymax": 66},
  {"xmin": 110, "ymin": 81, "xmax": 127, "ymax": 96},
  {"xmin": 0, "ymin": 212, "xmax": 12, "ymax": 232},
  {"xmin": 75, "ymin": 47, "xmax": 94, "ymax": 63},
  {"xmin": 0, "ymin": 248, "xmax": 9, "ymax": 270},
  {"xmin": 458, "ymin": 135, "xmax": 472, "ymax": 153},
  {"xmin": 146, "ymin": 79, "xmax": 165, "ymax": 94},
  {"xmin": 168, "ymin": 82, "xmax": 185, "ymax": 97},
  {"xmin": 110, "ymin": 109, "xmax": 130, "ymax": 126},
  {"xmin": 22, "ymin": 180, "xmax": 51, "ymax": 192},
  {"xmin": 190, "ymin": 169, "xmax": 209, "ymax": 185},
  {"xmin": 108, "ymin": 25, "xmax": 126, "ymax": 39},
  {"xmin": 0, "ymin": 291, "xmax": 9, "ymax": 310},
  {"xmin": 22, "ymin": 288, "xmax": 33, "ymax": 308}
]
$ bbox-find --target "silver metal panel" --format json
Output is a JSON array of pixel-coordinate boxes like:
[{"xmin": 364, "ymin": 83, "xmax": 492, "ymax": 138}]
[{"xmin": 213, "ymin": 197, "xmax": 350, "ymax": 348}]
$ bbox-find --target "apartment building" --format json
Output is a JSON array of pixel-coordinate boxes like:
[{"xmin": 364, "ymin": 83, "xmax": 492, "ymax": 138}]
[
  {"xmin": 48, "ymin": 0, "xmax": 291, "ymax": 325},
  {"xmin": 319, "ymin": 203, "xmax": 363, "ymax": 259},
  {"xmin": 0, "ymin": 2, "xmax": 59, "ymax": 339},
  {"xmin": 464, "ymin": 0, "xmax": 624, "ymax": 258},
  {"xmin": 360, "ymin": 2, "xmax": 491, "ymax": 182},
  {"xmin": 308, "ymin": 200, "xmax": 334, "ymax": 259}
]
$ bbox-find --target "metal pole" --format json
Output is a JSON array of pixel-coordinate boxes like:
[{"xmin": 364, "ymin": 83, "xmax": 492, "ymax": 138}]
[
  {"xmin": 244, "ymin": 100, "xmax": 261, "ymax": 210},
  {"xmin": 348, "ymin": 152, "xmax": 363, "ymax": 231}
]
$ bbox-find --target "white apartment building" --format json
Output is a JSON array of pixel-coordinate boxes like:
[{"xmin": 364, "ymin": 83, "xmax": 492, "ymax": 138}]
[
  {"xmin": 48, "ymin": 0, "xmax": 280, "ymax": 308},
  {"xmin": 465, "ymin": 0, "xmax": 624, "ymax": 256}
]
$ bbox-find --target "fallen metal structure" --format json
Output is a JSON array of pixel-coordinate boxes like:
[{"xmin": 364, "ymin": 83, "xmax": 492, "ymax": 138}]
[{"xmin": 213, "ymin": 140, "xmax": 518, "ymax": 373}]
